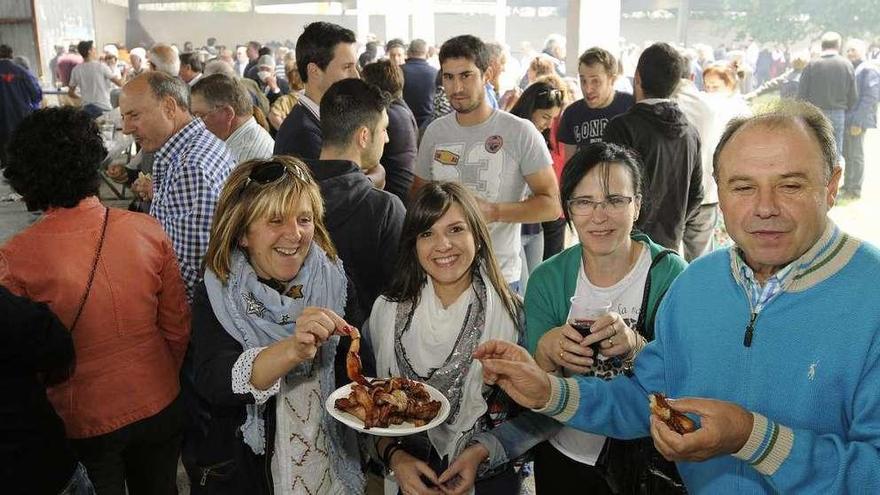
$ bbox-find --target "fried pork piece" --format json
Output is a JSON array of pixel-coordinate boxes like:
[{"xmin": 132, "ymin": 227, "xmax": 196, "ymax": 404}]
[
  {"xmin": 334, "ymin": 378, "xmax": 442, "ymax": 429},
  {"xmin": 649, "ymin": 393, "xmax": 697, "ymax": 434}
]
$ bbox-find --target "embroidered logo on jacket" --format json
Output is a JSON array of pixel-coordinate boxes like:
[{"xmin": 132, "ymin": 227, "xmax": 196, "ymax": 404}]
[{"xmin": 433, "ymin": 149, "xmax": 460, "ymax": 166}]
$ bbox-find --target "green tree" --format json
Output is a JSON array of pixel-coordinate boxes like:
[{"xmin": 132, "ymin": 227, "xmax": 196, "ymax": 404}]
[{"xmin": 721, "ymin": 0, "xmax": 877, "ymax": 43}]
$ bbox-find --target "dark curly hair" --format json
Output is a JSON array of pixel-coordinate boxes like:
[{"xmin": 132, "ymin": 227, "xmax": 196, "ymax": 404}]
[{"xmin": 3, "ymin": 107, "xmax": 106, "ymax": 210}]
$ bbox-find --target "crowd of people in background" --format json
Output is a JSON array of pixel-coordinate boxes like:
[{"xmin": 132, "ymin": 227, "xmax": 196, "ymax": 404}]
[{"xmin": 1, "ymin": 18, "xmax": 880, "ymax": 495}]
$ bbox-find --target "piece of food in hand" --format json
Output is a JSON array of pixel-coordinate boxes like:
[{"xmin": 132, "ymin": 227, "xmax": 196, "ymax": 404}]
[
  {"xmin": 334, "ymin": 377, "xmax": 442, "ymax": 429},
  {"xmin": 338, "ymin": 325, "xmax": 371, "ymax": 387},
  {"xmin": 649, "ymin": 393, "xmax": 697, "ymax": 434}
]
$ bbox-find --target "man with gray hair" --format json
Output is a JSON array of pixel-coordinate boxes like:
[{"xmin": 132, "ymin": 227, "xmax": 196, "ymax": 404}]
[
  {"xmin": 401, "ymin": 38, "xmax": 437, "ymax": 128},
  {"xmin": 798, "ymin": 31, "xmax": 857, "ymax": 160},
  {"xmin": 148, "ymin": 43, "xmax": 181, "ymax": 77},
  {"xmin": 203, "ymin": 58, "xmax": 271, "ymax": 121},
  {"xmin": 191, "ymin": 74, "xmax": 274, "ymax": 163},
  {"xmin": 474, "ymin": 99, "xmax": 880, "ymax": 493},
  {"xmin": 119, "ymin": 72, "xmax": 235, "ymax": 299},
  {"xmin": 842, "ymin": 38, "xmax": 880, "ymax": 199}
]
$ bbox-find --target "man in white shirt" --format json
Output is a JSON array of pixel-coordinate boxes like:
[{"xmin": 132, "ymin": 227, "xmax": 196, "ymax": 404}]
[
  {"xmin": 412, "ymin": 35, "xmax": 561, "ymax": 292},
  {"xmin": 68, "ymin": 40, "xmax": 123, "ymax": 119},
  {"xmin": 178, "ymin": 52, "xmax": 203, "ymax": 87},
  {"xmin": 190, "ymin": 74, "xmax": 274, "ymax": 164}
]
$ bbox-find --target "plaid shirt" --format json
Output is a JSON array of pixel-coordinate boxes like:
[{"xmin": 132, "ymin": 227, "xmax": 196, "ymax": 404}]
[
  {"xmin": 150, "ymin": 118, "xmax": 234, "ymax": 300},
  {"xmin": 730, "ymin": 223, "xmax": 842, "ymax": 314}
]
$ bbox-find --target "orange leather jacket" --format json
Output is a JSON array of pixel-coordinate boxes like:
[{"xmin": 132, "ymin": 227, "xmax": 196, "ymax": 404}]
[{"xmin": 0, "ymin": 196, "xmax": 190, "ymax": 438}]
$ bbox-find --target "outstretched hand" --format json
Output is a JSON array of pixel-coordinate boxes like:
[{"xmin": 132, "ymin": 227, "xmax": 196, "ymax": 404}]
[{"xmin": 474, "ymin": 340, "xmax": 552, "ymax": 409}]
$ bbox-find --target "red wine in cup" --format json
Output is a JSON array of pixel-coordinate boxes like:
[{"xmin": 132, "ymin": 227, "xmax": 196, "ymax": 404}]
[{"xmin": 570, "ymin": 319, "xmax": 602, "ymax": 356}]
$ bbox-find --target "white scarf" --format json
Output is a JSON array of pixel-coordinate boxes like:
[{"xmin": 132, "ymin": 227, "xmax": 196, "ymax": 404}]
[{"xmin": 368, "ymin": 268, "xmax": 518, "ymax": 463}]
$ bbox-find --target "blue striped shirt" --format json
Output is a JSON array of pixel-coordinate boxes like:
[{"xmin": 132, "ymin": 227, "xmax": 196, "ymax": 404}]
[{"xmin": 150, "ymin": 118, "xmax": 235, "ymax": 300}]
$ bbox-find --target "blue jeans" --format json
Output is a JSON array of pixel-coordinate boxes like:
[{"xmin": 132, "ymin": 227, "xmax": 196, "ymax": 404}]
[
  {"xmin": 822, "ymin": 108, "xmax": 845, "ymax": 160},
  {"xmin": 59, "ymin": 463, "xmax": 96, "ymax": 495},
  {"xmin": 519, "ymin": 232, "xmax": 545, "ymax": 293}
]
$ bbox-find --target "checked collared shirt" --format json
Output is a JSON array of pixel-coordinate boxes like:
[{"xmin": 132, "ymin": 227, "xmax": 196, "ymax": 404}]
[
  {"xmin": 150, "ymin": 118, "xmax": 234, "ymax": 300},
  {"xmin": 730, "ymin": 222, "xmax": 843, "ymax": 314}
]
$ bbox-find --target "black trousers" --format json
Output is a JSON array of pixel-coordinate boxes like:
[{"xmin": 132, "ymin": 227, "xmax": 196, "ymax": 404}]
[
  {"xmin": 71, "ymin": 395, "xmax": 183, "ymax": 495},
  {"xmin": 541, "ymin": 218, "xmax": 567, "ymax": 260},
  {"xmin": 533, "ymin": 441, "xmax": 614, "ymax": 495}
]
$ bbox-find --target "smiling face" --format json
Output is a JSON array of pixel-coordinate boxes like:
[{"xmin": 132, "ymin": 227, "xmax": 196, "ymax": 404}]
[
  {"xmin": 530, "ymin": 105, "xmax": 561, "ymax": 132},
  {"xmin": 570, "ymin": 162, "xmax": 641, "ymax": 259},
  {"xmin": 579, "ymin": 62, "xmax": 616, "ymax": 109},
  {"xmin": 416, "ymin": 202, "xmax": 477, "ymax": 298},
  {"xmin": 441, "ymin": 57, "xmax": 488, "ymax": 115},
  {"xmin": 717, "ymin": 122, "xmax": 839, "ymax": 280},
  {"xmin": 240, "ymin": 194, "xmax": 315, "ymax": 282}
]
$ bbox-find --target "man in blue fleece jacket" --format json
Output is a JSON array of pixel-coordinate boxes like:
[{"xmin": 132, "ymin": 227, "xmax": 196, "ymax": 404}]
[{"xmin": 474, "ymin": 99, "xmax": 880, "ymax": 493}]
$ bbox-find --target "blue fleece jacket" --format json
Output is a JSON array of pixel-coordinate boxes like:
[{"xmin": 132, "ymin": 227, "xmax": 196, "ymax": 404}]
[{"xmin": 539, "ymin": 224, "xmax": 880, "ymax": 493}]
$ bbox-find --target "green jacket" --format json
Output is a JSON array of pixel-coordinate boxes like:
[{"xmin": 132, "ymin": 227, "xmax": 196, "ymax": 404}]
[{"xmin": 524, "ymin": 232, "xmax": 687, "ymax": 353}]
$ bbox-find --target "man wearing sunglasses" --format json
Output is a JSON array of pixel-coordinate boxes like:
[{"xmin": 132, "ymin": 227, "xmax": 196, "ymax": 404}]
[{"xmin": 302, "ymin": 78, "xmax": 405, "ymax": 317}]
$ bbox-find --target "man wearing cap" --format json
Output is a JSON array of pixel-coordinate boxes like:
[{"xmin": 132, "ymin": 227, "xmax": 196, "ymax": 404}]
[{"xmin": 253, "ymin": 53, "xmax": 289, "ymax": 106}]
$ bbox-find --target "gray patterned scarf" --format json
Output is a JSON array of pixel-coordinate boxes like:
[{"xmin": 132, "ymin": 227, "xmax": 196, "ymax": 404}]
[{"xmin": 204, "ymin": 243, "xmax": 346, "ymax": 454}]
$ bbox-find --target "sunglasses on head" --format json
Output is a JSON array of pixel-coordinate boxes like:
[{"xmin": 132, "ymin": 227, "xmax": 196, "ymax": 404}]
[
  {"xmin": 538, "ymin": 88, "xmax": 563, "ymax": 104},
  {"xmin": 243, "ymin": 161, "xmax": 308, "ymax": 187}
]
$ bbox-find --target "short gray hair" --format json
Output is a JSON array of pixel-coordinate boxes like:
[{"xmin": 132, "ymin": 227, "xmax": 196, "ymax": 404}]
[
  {"xmin": 820, "ymin": 32, "xmax": 842, "ymax": 51},
  {"xmin": 143, "ymin": 71, "xmax": 190, "ymax": 110},
  {"xmin": 191, "ymin": 74, "xmax": 252, "ymax": 117},
  {"xmin": 407, "ymin": 39, "xmax": 428, "ymax": 57},
  {"xmin": 846, "ymin": 38, "xmax": 867, "ymax": 58},
  {"xmin": 148, "ymin": 43, "xmax": 181, "ymax": 76},
  {"xmin": 713, "ymin": 99, "xmax": 837, "ymax": 182},
  {"xmin": 203, "ymin": 60, "xmax": 236, "ymax": 77}
]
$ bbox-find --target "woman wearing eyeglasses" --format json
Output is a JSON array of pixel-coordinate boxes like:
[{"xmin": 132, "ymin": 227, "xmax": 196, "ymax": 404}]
[
  {"xmin": 188, "ymin": 157, "xmax": 364, "ymax": 494},
  {"xmin": 368, "ymin": 182, "xmax": 559, "ymax": 495},
  {"xmin": 524, "ymin": 142, "xmax": 687, "ymax": 494}
]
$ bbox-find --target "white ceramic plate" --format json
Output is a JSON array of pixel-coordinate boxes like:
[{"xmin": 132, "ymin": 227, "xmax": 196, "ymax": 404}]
[{"xmin": 326, "ymin": 379, "xmax": 451, "ymax": 437}]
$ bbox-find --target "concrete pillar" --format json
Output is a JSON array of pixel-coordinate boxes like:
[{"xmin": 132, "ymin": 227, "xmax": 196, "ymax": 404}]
[
  {"xmin": 494, "ymin": 0, "xmax": 506, "ymax": 44},
  {"xmin": 410, "ymin": 0, "xmax": 435, "ymax": 44},
  {"xmin": 676, "ymin": 0, "xmax": 690, "ymax": 46},
  {"xmin": 384, "ymin": 1, "xmax": 410, "ymax": 42},
  {"xmin": 356, "ymin": 0, "xmax": 370, "ymax": 43},
  {"xmin": 566, "ymin": 0, "xmax": 621, "ymax": 76}
]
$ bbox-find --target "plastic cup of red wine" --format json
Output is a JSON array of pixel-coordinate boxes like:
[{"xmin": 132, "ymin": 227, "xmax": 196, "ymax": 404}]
[{"xmin": 567, "ymin": 297, "xmax": 612, "ymax": 360}]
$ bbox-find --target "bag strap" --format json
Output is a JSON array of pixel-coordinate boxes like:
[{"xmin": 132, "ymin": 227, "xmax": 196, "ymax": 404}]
[{"xmin": 69, "ymin": 206, "xmax": 110, "ymax": 332}]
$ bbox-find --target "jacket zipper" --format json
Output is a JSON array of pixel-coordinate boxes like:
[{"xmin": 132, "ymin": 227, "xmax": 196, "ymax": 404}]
[
  {"xmin": 737, "ymin": 282, "xmax": 759, "ymax": 348},
  {"xmin": 744, "ymin": 311, "xmax": 758, "ymax": 347}
]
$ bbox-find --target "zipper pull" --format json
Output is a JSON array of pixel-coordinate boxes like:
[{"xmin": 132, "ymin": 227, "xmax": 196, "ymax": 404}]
[
  {"xmin": 744, "ymin": 312, "xmax": 757, "ymax": 347},
  {"xmin": 200, "ymin": 469, "xmax": 208, "ymax": 486}
]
